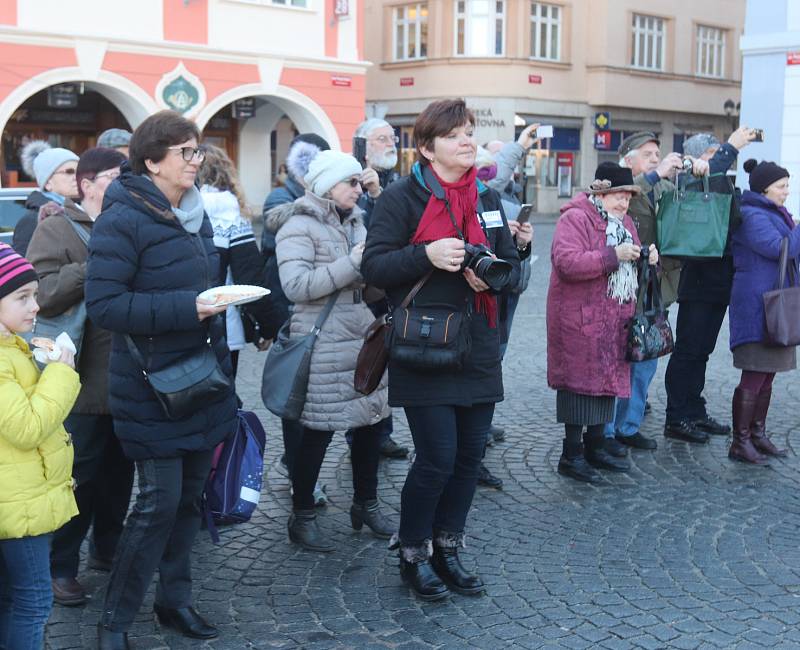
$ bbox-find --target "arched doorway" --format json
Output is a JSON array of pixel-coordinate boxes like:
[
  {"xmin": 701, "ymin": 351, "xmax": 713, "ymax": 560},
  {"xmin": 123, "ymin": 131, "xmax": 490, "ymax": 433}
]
[
  {"xmin": 1, "ymin": 85, "xmax": 131, "ymax": 186},
  {"xmin": 196, "ymin": 86, "xmax": 340, "ymax": 209}
]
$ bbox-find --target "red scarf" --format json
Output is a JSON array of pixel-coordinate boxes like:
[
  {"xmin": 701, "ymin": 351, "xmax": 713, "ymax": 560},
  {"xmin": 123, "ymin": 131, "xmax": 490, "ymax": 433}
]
[{"xmin": 410, "ymin": 166, "xmax": 497, "ymax": 327}]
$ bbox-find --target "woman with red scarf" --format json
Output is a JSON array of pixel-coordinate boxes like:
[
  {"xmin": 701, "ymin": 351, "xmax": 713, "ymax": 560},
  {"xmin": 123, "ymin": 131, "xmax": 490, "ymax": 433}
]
[{"xmin": 362, "ymin": 99, "xmax": 520, "ymax": 601}]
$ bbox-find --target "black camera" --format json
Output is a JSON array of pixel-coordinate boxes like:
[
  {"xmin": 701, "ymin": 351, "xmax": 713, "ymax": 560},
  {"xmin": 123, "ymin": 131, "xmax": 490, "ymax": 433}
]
[{"xmin": 462, "ymin": 243, "xmax": 512, "ymax": 291}]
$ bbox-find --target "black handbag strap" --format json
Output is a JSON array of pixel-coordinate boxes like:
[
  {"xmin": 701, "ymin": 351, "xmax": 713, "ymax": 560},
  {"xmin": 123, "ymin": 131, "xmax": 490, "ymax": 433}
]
[
  {"xmin": 124, "ymin": 334, "xmax": 153, "ymax": 376},
  {"xmin": 775, "ymin": 237, "xmax": 799, "ymax": 290},
  {"xmin": 635, "ymin": 262, "xmax": 662, "ymax": 314}
]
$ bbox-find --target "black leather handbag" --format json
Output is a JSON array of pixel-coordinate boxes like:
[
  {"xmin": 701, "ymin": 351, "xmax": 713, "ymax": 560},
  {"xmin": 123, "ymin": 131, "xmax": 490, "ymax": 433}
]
[
  {"xmin": 125, "ymin": 334, "xmax": 230, "ymax": 421},
  {"xmin": 625, "ymin": 262, "xmax": 674, "ymax": 362}
]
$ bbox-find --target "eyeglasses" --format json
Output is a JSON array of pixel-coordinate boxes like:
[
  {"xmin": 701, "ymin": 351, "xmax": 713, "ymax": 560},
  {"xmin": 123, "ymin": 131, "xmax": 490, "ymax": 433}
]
[
  {"xmin": 168, "ymin": 146, "xmax": 206, "ymax": 162},
  {"xmin": 53, "ymin": 168, "xmax": 77, "ymax": 176},
  {"xmin": 345, "ymin": 178, "xmax": 361, "ymax": 188},
  {"xmin": 369, "ymin": 135, "xmax": 399, "ymax": 145},
  {"xmin": 92, "ymin": 170, "xmax": 120, "ymax": 182}
]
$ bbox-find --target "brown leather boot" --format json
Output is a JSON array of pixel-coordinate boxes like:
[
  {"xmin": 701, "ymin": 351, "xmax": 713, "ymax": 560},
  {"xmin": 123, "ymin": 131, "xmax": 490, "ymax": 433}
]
[
  {"xmin": 750, "ymin": 386, "xmax": 788, "ymax": 457},
  {"xmin": 51, "ymin": 577, "xmax": 87, "ymax": 606},
  {"xmin": 729, "ymin": 387, "xmax": 769, "ymax": 465}
]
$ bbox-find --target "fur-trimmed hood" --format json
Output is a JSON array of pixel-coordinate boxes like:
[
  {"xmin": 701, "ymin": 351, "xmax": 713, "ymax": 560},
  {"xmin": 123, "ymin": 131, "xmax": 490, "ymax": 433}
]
[{"xmin": 266, "ymin": 191, "xmax": 363, "ymax": 234}]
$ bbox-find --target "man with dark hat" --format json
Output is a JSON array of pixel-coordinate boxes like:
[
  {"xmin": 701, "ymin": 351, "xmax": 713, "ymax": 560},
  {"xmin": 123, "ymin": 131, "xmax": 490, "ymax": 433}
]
[{"xmin": 602, "ymin": 132, "xmax": 685, "ymax": 453}]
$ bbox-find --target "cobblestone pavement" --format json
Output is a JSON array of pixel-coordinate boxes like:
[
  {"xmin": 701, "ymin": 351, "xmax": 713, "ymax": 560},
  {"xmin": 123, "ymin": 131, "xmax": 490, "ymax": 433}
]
[{"xmin": 47, "ymin": 222, "xmax": 800, "ymax": 649}]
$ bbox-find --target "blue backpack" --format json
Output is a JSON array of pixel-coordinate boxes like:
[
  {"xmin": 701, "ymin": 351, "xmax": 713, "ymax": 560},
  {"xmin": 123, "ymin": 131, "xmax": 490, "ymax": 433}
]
[{"xmin": 203, "ymin": 410, "xmax": 266, "ymax": 543}]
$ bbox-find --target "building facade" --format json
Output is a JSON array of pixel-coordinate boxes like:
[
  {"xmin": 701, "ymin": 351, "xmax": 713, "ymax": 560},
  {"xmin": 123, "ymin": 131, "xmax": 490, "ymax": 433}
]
[
  {"xmin": 364, "ymin": 0, "xmax": 745, "ymax": 213},
  {"xmin": 739, "ymin": 0, "xmax": 800, "ymax": 217},
  {"xmin": 0, "ymin": 0, "xmax": 367, "ymax": 206}
]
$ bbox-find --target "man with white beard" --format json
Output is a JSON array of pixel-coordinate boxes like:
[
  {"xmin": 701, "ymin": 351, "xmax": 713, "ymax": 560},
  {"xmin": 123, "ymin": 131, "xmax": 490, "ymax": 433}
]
[
  {"xmin": 350, "ymin": 118, "xmax": 408, "ymax": 459},
  {"xmin": 354, "ymin": 118, "xmax": 400, "ymax": 227}
]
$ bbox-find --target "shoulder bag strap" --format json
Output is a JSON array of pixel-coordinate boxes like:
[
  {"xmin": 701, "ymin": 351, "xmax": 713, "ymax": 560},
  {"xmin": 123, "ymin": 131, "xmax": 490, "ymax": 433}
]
[
  {"xmin": 399, "ymin": 271, "xmax": 433, "ymax": 310},
  {"xmin": 311, "ymin": 290, "xmax": 341, "ymax": 334},
  {"xmin": 776, "ymin": 237, "xmax": 790, "ymax": 290},
  {"xmin": 63, "ymin": 214, "xmax": 91, "ymax": 247},
  {"xmin": 124, "ymin": 334, "xmax": 150, "ymax": 375}
]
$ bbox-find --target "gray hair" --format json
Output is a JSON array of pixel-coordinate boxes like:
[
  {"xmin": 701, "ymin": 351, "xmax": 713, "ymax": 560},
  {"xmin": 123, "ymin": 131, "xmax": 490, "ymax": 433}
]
[
  {"xmin": 619, "ymin": 151, "xmax": 636, "ymax": 168},
  {"xmin": 355, "ymin": 118, "xmax": 392, "ymax": 139},
  {"xmin": 683, "ymin": 133, "xmax": 720, "ymax": 158}
]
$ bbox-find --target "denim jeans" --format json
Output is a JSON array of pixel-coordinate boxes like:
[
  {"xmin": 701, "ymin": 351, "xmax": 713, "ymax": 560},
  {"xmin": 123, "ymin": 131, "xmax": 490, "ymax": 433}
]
[
  {"xmin": 100, "ymin": 449, "xmax": 213, "ymax": 633},
  {"xmin": 605, "ymin": 358, "xmax": 658, "ymax": 438},
  {"xmin": 0, "ymin": 533, "xmax": 53, "ymax": 650},
  {"xmin": 400, "ymin": 403, "xmax": 495, "ymax": 545},
  {"xmin": 51, "ymin": 414, "xmax": 134, "ymax": 578}
]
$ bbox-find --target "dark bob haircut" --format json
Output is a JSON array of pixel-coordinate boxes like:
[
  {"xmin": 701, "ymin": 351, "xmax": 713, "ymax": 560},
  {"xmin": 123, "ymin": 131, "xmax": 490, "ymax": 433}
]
[
  {"xmin": 128, "ymin": 110, "xmax": 200, "ymax": 175},
  {"xmin": 413, "ymin": 99, "xmax": 475, "ymax": 165},
  {"xmin": 76, "ymin": 147, "xmax": 127, "ymax": 200}
]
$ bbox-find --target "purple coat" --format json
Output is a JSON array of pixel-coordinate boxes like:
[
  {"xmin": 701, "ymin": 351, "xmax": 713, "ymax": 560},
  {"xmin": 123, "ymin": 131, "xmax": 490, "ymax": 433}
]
[
  {"xmin": 547, "ymin": 193, "xmax": 639, "ymax": 398},
  {"xmin": 729, "ymin": 190, "xmax": 800, "ymax": 350}
]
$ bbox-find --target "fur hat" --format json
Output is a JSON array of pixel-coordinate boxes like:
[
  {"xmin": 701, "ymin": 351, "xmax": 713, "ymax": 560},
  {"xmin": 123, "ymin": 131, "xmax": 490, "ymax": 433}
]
[
  {"xmin": 20, "ymin": 140, "xmax": 79, "ymax": 190},
  {"xmin": 304, "ymin": 150, "xmax": 362, "ymax": 197},
  {"xmin": 286, "ymin": 140, "xmax": 325, "ymax": 182}
]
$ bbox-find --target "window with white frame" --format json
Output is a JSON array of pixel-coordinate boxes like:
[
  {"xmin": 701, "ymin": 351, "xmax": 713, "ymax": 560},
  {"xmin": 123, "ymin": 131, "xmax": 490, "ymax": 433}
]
[
  {"xmin": 270, "ymin": 0, "xmax": 307, "ymax": 6},
  {"xmin": 530, "ymin": 2, "xmax": 561, "ymax": 61},
  {"xmin": 631, "ymin": 13, "xmax": 665, "ymax": 71},
  {"xmin": 696, "ymin": 25, "xmax": 725, "ymax": 77},
  {"xmin": 455, "ymin": 0, "xmax": 505, "ymax": 57},
  {"xmin": 393, "ymin": 3, "xmax": 428, "ymax": 61}
]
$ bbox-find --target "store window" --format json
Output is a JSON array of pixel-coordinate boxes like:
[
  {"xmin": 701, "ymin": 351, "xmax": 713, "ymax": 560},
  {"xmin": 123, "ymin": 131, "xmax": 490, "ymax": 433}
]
[
  {"xmin": 696, "ymin": 25, "xmax": 725, "ymax": 78},
  {"xmin": 523, "ymin": 127, "xmax": 580, "ymax": 200},
  {"xmin": 631, "ymin": 13, "xmax": 665, "ymax": 71},
  {"xmin": 393, "ymin": 3, "xmax": 428, "ymax": 61},
  {"xmin": 530, "ymin": 2, "xmax": 561, "ymax": 61},
  {"xmin": 455, "ymin": 0, "xmax": 505, "ymax": 57}
]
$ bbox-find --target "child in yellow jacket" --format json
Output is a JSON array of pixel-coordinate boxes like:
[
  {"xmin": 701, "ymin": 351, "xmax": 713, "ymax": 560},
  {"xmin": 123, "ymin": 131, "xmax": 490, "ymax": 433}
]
[{"xmin": 0, "ymin": 243, "xmax": 80, "ymax": 650}]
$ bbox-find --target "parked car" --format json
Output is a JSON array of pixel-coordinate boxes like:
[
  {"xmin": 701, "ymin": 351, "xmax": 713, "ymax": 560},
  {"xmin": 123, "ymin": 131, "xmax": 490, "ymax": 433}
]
[{"xmin": 0, "ymin": 187, "xmax": 34, "ymax": 245}]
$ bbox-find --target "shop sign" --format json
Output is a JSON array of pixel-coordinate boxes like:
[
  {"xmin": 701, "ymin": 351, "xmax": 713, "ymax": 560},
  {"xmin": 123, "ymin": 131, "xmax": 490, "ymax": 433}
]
[
  {"xmin": 331, "ymin": 75, "xmax": 352, "ymax": 87},
  {"xmin": 594, "ymin": 112, "xmax": 610, "ymax": 131},
  {"xmin": 47, "ymin": 83, "xmax": 81, "ymax": 109},
  {"xmin": 556, "ymin": 152, "xmax": 574, "ymax": 167},
  {"xmin": 155, "ymin": 63, "xmax": 206, "ymax": 118},
  {"xmin": 528, "ymin": 74, "xmax": 542, "ymax": 84},
  {"xmin": 471, "ymin": 107, "xmax": 506, "ymax": 128},
  {"xmin": 400, "ymin": 77, "xmax": 414, "ymax": 87},
  {"xmin": 594, "ymin": 130, "xmax": 612, "ymax": 150},
  {"xmin": 334, "ymin": 0, "xmax": 349, "ymax": 16},
  {"xmin": 232, "ymin": 98, "xmax": 256, "ymax": 119},
  {"xmin": 788, "ymin": 52, "xmax": 800, "ymax": 65}
]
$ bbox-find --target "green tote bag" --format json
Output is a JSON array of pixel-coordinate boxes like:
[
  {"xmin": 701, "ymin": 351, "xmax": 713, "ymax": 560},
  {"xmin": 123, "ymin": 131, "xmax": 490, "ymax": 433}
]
[{"xmin": 656, "ymin": 173, "xmax": 731, "ymax": 259}]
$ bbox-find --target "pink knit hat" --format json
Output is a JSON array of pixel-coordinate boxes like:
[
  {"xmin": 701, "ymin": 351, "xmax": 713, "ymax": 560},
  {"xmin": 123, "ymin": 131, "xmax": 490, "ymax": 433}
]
[{"xmin": 0, "ymin": 244, "xmax": 37, "ymax": 300}]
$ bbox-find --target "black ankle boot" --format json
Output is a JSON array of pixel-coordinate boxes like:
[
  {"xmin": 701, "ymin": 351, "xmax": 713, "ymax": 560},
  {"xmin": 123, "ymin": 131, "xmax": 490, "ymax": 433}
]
[
  {"xmin": 431, "ymin": 546, "xmax": 484, "ymax": 595},
  {"xmin": 557, "ymin": 440, "xmax": 601, "ymax": 483},
  {"xmin": 584, "ymin": 433, "xmax": 630, "ymax": 472},
  {"xmin": 288, "ymin": 509, "xmax": 335, "ymax": 552},
  {"xmin": 153, "ymin": 604, "xmax": 218, "ymax": 639},
  {"xmin": 97, "ymin": 623, "xmax": 130, "ymax": 650},
  {"xmin": 350, "ymin": 499, "xmax": 396, "ymax": 539},
  {"xmin": 399, "ymin": 553, "xmax": 450, "ymax": 602}
]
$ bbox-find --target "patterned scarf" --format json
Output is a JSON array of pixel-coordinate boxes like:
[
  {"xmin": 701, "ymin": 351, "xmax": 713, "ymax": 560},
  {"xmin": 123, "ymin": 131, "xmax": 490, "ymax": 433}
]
[{"xmin": 590, "ymin": 194, "xmax": 638, "ymax": 304}]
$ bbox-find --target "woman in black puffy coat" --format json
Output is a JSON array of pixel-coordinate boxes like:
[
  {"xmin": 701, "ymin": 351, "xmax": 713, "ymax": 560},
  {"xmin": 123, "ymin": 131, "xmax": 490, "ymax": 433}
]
[{"xmin": 86, "ymin": 111, "xmax": 237, "ymax": 648}]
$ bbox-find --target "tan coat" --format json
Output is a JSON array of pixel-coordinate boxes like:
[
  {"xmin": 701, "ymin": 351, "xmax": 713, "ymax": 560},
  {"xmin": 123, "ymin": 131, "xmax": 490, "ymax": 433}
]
[
  {"xmin": 26, "ymin": 200, "xmax": 112, "ymax": 414},
  {"xmin": 275, "ymin": 192, "xmax": 389, "ymax": 431}
]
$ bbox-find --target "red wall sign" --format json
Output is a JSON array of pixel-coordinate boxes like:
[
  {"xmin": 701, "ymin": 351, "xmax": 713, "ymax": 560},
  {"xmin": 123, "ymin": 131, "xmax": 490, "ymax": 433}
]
[
  {"xmin": 400, "ymin": 77, "xmax": 414, "ymax": 86},
  {"xmin": 556, "ymin": 152, "xmax": 574, "ymax": 167},
  {"xmin": 528, "ymin": 74, "xmax": 542, "ymax": 84},
  {"xmin": 594, "ymin": 131, "xmax": 612, "ymax": 150},
  {"xmin": 788, "ymin": 52, "xmax": 800, "ymax": 65},
  {"xmin": 331, "ymin": 75, "xmax": 352, "ymax": 87}
]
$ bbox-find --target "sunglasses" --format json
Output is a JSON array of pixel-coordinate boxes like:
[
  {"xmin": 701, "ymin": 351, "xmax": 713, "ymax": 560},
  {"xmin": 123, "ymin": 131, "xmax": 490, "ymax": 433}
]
[
  {"xmin": 53, "ymin": 168, "xmax": 77, "ymax": 176},
  {"xmin": 168, "ymin": 146, "xmax": 206, "ymax": 162},
  {"xmin": 343, "ymin": 178, "xmax": 361, "ymax": 188}
]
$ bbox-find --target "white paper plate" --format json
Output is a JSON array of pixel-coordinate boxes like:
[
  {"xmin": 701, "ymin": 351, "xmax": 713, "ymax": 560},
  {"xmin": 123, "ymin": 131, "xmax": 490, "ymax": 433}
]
[{"xmin": 198, "ymin": 284, "xmax": 270, "ymax": 307}]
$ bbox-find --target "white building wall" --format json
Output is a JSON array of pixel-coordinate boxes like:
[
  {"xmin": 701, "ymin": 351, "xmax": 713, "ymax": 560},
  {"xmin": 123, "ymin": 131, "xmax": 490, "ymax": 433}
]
[
  {"xmin": 207, "ymin": 0, "xmax": 325, "ymax": 58},
  {"xmin": 17, "ymin": 0, "xmax": 163, "ymax": 41}
]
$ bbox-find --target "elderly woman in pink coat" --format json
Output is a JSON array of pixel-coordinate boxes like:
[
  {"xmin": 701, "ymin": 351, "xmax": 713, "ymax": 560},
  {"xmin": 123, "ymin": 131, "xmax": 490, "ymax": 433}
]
[{"xmin": 547, "ymin": 162, "xmax": 659, "ymax": 483}]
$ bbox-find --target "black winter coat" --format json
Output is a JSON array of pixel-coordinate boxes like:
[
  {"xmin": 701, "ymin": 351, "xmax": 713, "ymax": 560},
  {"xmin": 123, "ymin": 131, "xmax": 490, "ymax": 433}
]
[
  {"xmin": 85, "ymin": 171, "xmax": 237, "ymax": 460},
  {"xmin": 12, "ymin": 190, "xmax": 50, "ymax": 256},
  {"xmin": 361, "ymin": 165, "xmax": 520, "ymax": 408}
]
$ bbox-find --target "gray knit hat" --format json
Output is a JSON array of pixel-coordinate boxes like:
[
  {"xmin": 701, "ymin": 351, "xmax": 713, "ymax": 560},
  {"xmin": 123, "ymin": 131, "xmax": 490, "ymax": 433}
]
[
  {"xmin": 97, "ymin": 128, "xmax": 132, "ymax": 149},
  {"xmin": 683, "ymin": 133, "xmax": 721, "ymax": 158},
  {"xmin": 20, "ymin": 140, "xmax": 79, "ymax": 189}
]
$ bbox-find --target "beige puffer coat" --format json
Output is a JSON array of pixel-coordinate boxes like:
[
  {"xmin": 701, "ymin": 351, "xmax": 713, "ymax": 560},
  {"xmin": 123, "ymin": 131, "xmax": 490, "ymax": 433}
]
[{"xmin": 275, "ymin": 192, "xmax": 389, "ymax": 431}]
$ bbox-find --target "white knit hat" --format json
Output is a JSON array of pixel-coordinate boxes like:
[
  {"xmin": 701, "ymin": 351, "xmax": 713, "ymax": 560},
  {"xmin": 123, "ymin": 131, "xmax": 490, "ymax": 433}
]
[
  {"xmin": 304, "ymin": 150, "xmax": 362, "ymax": 197},
  {"xmin": 20, "ymin": 140, "xmax": 79, "ymax": 189}
]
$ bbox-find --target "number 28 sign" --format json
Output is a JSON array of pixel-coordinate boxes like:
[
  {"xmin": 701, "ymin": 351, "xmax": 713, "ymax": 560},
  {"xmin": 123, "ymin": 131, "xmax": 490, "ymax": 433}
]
[{"xmin": 335, "ymin": 0, "xmax": 349, "ymax": 16}]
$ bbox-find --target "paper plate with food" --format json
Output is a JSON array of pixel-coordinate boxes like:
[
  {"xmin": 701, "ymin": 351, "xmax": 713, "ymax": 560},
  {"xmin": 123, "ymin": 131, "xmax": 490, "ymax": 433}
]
[{"xmin": 198, "ymin": 284, "xmax": 270, "ymax": 307}]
